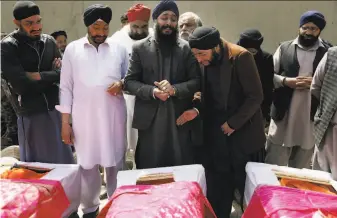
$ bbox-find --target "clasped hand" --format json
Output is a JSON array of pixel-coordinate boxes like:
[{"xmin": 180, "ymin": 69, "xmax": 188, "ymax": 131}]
[
  {"xmin": 107, "ymin": 81, "xmax": 123, "ymax": 96},
  {"xmin": 153, "ymin": 80, "xmax": 174, "ymax": 102},
  {"xmin": 285, "ymin": 76, "xmax": 312, "ymax": 90}
]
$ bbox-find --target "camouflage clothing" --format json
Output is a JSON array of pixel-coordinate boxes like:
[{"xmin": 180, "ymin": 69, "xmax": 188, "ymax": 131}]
[{"xmin": 1, "ymin": 91, "xmax": 18, "ymax": 146}]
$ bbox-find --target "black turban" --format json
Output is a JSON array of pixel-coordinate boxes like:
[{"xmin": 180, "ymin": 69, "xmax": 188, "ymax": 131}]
[
  {"xmin": 237, "ymin": 29, "xmax": 264, "ymax": 49},
  {"xmin": 152, "ymin": 0, "xmax": 179, "ymax": 20},
  {"xmin": 189, "ymin": 27, "xmax": 221, "ymax": 50},
  {"xmin": 83, "ymin": 4, "xmax": 112, "ymax": 27},
  {"xmin": 51, "ymin": 30, "xmax": 67, "ymax": 39},
  {"xmin": 13, "ymin": 1, "xmax": 40, "ymax": 20},
  {"xmin": 299, "ymin": 10, "xmax": 326, "ymax": 30}
]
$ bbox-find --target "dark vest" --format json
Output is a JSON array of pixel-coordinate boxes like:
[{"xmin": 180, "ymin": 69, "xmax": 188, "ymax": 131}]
[{"xmin": 270, "ymin": 40, "xmax": 329, "ymax": 121}]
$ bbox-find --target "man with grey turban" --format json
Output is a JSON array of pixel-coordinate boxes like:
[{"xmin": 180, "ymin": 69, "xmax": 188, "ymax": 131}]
[{"xmin": 57, "ymin": 4, "xmax": 129, "ymax": 218}]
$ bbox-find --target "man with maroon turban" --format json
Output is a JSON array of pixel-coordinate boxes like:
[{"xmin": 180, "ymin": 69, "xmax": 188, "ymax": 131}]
[{"xmin": 109, "ymin": 3, "xmax": 153, "ymax": 169}]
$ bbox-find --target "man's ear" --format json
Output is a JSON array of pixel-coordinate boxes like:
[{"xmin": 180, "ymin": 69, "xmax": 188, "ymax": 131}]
[{"xmin": 13, "ymin": 19, "xmax": 20, "ymax": 27}]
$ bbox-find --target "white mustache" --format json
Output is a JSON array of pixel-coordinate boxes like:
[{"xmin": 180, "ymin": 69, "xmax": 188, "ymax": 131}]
[{"xmin": 180, "ymin": 31, "xmax": 190, "ymax": 35}]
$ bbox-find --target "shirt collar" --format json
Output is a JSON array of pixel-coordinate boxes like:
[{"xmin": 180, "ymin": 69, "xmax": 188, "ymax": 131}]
[{"xmin": 292, "ymin": 36, "xmax": 324, "ymax": 51}]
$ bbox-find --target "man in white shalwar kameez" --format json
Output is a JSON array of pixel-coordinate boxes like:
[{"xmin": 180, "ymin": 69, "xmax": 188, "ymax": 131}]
[
  {"xmin": 56, "ymin": 4, "xmax": 128, "ymax": 218},
  {"xmin": 108, "ymin": 3, "xmax": 153, "ymax": 168}
]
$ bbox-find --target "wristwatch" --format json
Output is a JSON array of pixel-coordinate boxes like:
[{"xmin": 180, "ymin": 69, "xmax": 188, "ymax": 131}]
[
  {"xmin": 171, "ymin": 86, "xmax": 177, "ymax": 96},
  {"xmin": 282, "ymin": 77, "xmax": 287, "ymax": 87}
]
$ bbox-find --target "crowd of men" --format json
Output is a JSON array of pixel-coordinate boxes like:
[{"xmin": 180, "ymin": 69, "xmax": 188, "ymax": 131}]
[{"xmin": 1, "ymin": 1, "xmax": 336, "ymax": 218}]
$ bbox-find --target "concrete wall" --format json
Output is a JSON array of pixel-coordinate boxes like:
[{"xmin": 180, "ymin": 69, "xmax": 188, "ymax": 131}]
[{"xmin": 1, "ymin": 1, "xmax": 336, "ymax": 53}]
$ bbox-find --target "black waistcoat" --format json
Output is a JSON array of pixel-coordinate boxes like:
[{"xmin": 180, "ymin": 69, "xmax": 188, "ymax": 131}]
[{"xmin": 270, "ymin": 40, "xmax": 329, "ymax": 121}]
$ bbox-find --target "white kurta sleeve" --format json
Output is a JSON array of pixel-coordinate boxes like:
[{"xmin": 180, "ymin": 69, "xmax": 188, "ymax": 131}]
[
  {"xmin": 55, "ymin": 44, "xmax": 73, "ymax": 114},
  {"xmin": 273, "ymin": 46, "xmax": 285, "ymax": 89},
  {"xmin": 121, "ymin": 47, "xmax": 129, "ymax": 79},
  {"xmin": 311, "ymin": 53, "xmax": 328, "ymax": 100}
]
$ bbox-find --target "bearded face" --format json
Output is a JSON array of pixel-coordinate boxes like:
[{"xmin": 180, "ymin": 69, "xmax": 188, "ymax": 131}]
[
  {"xmin": 128, "ymin": 20, "xmax": 149, "ymax": 40},
  {"xmin": 15, "ymin": 15, "xmax": 42, "ymax": 40},
  {"xmin": 178, "ymin": 16, "xmax": 198, "ymax": 41},
  {"xmin": 87, "ymin": 20, "xmax": 109, "ymax": 45},
  {"xmin": 154, "ymin": 11, "xmax": 178, "ymax": 45},
  {"xmin": 298, "ymin": 22, "xmax": 321, "ymax": 47}
]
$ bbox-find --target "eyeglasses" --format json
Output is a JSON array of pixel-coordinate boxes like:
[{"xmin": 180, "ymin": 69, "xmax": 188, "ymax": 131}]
[{"xmin": 301, "ymin": 26, "xmax": 319, "ymax": 32}]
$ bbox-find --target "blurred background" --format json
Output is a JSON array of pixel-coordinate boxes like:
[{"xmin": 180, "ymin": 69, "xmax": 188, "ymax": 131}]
[{"xmin": 1, "ymin": 1, "xmax": 336, "ymax": 53}]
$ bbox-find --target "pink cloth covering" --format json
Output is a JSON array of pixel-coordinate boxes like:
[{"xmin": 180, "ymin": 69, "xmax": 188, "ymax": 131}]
[
  {"xmin": 0, "ymin": 179, "xmax": 70, "ymax": 218},
  {"xmin": 243, "ymin": 184, "xmax": 337, "ymax": 218},
  {"xmin": 98, "ymin": 181, "xmax": 216, "ymax": 218}
]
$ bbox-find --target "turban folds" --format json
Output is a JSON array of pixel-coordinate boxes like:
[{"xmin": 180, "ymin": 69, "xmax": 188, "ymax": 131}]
[
  {"xmin": 300, "ymin": 11, "xmax": 326, "ymax": 30},
  {"xmin": 189, "ymin": 27, "xmax": 221, "ymax": 50},
  {"xmin": 237, "ymin": 29, "xmax": 264, "ymax": 49},
  {"xmin": 127, "ymin": 4, "xmax": 151, "ymax": 22},
  {"xmin": 13, "ymin": 1, "xmax": 40, "ymax": 20},
  {"xmin": 83, "ymin": 4, "xmax": 112, "ymax": 27},
  {"xmin": 152, "ymin": 0, "xmax": 179, "ymax": 20}
]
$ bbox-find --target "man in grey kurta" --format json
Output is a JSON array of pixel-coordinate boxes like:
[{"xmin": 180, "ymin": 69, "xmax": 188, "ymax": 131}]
[
  {"xmin": 266, "ymin": 11, "xmax": 330, "ymax": 168},
  {"xmin": 124, "ymin": 0, "xmax": 200, "ymax": 169},
  {"xmin": 311, "ymin": 46, "xmax": 337, "ymax": 180}
]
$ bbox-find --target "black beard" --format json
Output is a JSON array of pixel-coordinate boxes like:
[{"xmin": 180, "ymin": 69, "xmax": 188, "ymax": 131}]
[
  {"xmin": 298, "ymin": 34, "xmax": 319, "ymax": 47},
  {"xmin": 19, "ymin": 26, "xmax": 40, "ymax": 41},
  {"xmin": 209, "ymin": 43, "xmax": 224, "ymax": 66},
  {"xmin": 129, "ymin": 32, "xmax": 148, "ymax": 40},
  {"xmin": 89, "ymin": 35, "xmax": 107, "ymax": 45},
  {"xmin": 155, "ymin": 24, "xmax": 178, "ymax": 45},
  {"xmin": 209, "ymin": 49, "xmax": 221, "ymax": 66}
]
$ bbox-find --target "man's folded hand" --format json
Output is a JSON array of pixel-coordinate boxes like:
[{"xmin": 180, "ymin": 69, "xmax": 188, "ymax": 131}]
[{"xmin": 107, "ymin": 81, "xmax": 123, "ymax": 96}]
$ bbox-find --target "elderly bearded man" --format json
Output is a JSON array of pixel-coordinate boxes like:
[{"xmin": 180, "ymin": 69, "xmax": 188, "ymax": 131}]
[
  {"xmin": 109, "ymin": 3, "xmax": 153, "ymax": 168},
  {"xmin": 178, "ymin": 12, "xmax": 203, "ymax": 41},
  {"xmin": 124, "ymin": 0, "xmax": 201, "ymax": 169},
  {"xmin": 57, "ymin": 4, "xmax": 128, "ymax": 217}
]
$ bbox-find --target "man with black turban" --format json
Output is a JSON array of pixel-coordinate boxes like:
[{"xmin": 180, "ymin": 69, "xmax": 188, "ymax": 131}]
[
  {"xmin": 51, "ymin": 30, "xmax": 68, "ymax": 55},
  {"xmin": 124, "ymin": 0, "xmax": 201, "ymax": 169},
  {"xmin": 237, "ymin": 29, "xmax": 274, "ymax": 126},
  {"xmin": 57, "ymin": 4, "xmax": 129, "ymax": 218},
  {"xmin": 266, "ymin": 11, "xmax": 331, "ymax": 170},
  {"xmin": 1, "ymin": 1, "xmax": 74, "ymax": 165},
  {"xmin": 188, "ymin": 26, "xmax": 265, "ymax": 218}
]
